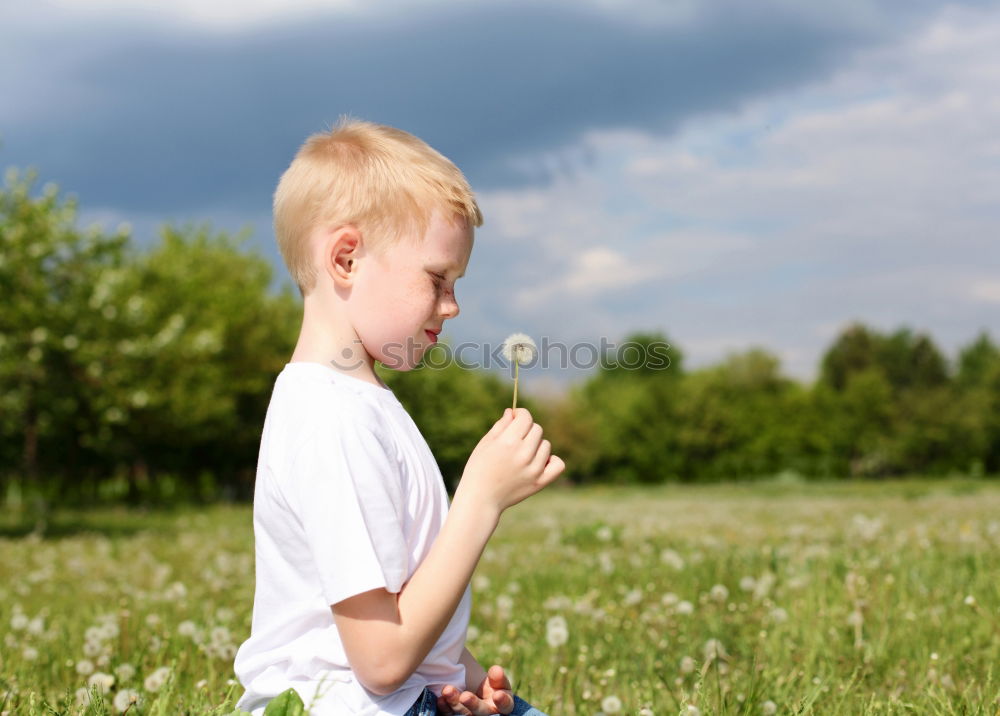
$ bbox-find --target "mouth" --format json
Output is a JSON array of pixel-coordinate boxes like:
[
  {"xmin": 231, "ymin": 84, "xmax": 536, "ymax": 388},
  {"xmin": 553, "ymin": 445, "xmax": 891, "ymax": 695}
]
[{"xmin": 425, "ymin": 330, "xmax": 439, "ymax": 344}]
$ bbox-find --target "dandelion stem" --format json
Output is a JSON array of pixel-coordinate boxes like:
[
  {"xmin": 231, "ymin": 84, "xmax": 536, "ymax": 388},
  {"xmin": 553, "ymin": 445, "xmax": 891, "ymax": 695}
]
[{"xmin": 513, "ymin": 361, "xmax": 519, "ymax": 410}]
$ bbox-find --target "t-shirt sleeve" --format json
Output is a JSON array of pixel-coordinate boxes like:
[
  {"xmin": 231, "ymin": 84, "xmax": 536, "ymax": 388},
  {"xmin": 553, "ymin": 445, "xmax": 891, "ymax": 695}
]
[{"xmin": 286, "ymin": 411, "xmax": 409, "ymax": 607}]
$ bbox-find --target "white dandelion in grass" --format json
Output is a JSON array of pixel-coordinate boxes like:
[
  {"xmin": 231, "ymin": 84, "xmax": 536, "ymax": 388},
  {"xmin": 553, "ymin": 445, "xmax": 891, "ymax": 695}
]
[
  {"xmin": 601, "ymin": 695, "xmax": 622, "ymax": 713},
  {"xmin": 143, "ymin": 666, "xmax": 170, "ymax": 693},
  {"xmin": 502, "ymin": 333, "xmax": 536, "ymax": 410},
  {"xmin": 113, "ymin": 689, "xmax": 141, "ymax": 712},
  {"xmin": 88, "ymin": 672, "xmax": 115, "ymax": 694},
  {"xmin": 545, "ymin": 615, "xmax": 569, "ymax": 647}
]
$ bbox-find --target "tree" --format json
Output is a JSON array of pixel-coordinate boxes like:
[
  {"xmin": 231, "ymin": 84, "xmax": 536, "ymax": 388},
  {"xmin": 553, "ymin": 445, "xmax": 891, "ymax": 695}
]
[{"xmin": 0, "ymin": 168, "xmax": 131, "ymax": 512}]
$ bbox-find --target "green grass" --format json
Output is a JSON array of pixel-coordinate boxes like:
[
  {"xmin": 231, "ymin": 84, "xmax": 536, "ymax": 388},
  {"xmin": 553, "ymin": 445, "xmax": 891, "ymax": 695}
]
[{"xmin": 2, "ymin": 479, "xmax": 999, "ymax": 714}]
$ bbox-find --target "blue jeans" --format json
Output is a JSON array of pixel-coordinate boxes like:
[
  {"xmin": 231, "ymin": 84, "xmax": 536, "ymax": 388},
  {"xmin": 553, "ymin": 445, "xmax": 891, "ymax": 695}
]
[{"xmin": 404, "ymin": 687, "xmax": 548, "ymax": 716}]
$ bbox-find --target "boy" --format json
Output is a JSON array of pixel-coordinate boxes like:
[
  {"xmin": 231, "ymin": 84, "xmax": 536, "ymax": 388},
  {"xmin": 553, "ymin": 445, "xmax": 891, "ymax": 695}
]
[{"xmin": 233, "ymin": 118, "xmax": 565, "ymax": 715}]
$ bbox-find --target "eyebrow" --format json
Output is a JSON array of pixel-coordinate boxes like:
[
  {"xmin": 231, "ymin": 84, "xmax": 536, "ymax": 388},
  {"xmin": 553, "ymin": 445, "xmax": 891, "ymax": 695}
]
[{"xmin": 431, "ymin": 264, "xmax": 466, "ymax": 278}]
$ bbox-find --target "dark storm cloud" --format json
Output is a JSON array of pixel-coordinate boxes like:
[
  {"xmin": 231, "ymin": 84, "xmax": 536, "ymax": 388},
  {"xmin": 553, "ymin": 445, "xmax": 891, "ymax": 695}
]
[{"xmin": 0, "ymin": 0, "xmax": 976, "ymax": 215}]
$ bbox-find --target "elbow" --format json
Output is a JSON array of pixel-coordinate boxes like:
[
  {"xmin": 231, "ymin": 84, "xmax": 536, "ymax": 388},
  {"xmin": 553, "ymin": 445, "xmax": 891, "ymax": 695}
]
[
  {"xmin": 354, "ymin": 665, "xmax": 410, "ymax": 696},
  {"xmin": 354, "ymin": 658, "xmax": 412, "ymax": 697}
]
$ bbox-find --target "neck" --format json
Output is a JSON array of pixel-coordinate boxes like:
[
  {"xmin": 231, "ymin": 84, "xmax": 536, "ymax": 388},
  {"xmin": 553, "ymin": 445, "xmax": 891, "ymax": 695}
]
[{"xmin": 289, "ymin": 291, "xmax": 382, "ymax": 387}]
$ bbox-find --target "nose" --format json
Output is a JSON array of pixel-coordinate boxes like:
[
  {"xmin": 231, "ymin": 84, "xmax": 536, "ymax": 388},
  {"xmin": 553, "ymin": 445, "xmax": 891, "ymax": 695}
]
[{"xmin": 440, "ymin": 294, "xmax": 460, "ymax": 320}]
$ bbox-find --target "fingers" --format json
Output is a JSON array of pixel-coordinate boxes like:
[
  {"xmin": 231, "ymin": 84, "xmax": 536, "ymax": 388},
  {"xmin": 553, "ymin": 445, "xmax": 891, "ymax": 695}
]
[
  {"xmin": 488, "ymin": 664, "xmax": 511, "ymax": 690},
  {"xmin": 508, "ymin": 407, "xmax": 534, "ymax": 439},
  {"xmin": 523, "ymin": 422, "xmax": 544, "ymax": 457},
  {"xmin": 490, "ymin": 408, "xmax": 514, "ymax": 435},
  {"xmin": 439, "ymin": 686, "xmax": 473, "ymax": 716},
  {"xmin": 493, "ymin": 690, "xmax": 514, "ymax": 715},
  {"xmin": 528, "ymin": 438, "xmax": 552, "ymax": 476},
  {"xmin": 437, "ymin": 694, "xmax": 454, "ymax": 715},
  {"xmin": 539, "ymin": 454, "xmax": 566, "ymax": 486},
  {"xmin": 441, "ymin": 685, "xmax": 500, "ymax": 716}
]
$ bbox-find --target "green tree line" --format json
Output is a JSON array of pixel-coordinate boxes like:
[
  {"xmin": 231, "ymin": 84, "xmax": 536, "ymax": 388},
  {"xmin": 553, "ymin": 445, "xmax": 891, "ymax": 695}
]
[{"xmin": 1, "ymin": 169, "xmax": 998, "ymax": 510}]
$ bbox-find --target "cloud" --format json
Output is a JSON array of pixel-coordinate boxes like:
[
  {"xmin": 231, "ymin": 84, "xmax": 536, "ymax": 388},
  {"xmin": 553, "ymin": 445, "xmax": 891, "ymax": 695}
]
[
  {"xmin": 474, "ymin": 3, "xmax": 1000, "ymax": 386},
  {"xmin": 970, "ymin": 281, "xmax": 1000, "ymax": 304},
  {"xmin": 0, "ymin": 0, "xmax": 964, "ymax": 216}
]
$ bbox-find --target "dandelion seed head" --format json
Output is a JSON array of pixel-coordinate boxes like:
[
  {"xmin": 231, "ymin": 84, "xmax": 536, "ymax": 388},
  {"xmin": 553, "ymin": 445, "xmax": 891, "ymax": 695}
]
[
  {"xmin": 143, "ymin": 666, "xmax": 170, "ymax": 693},
  {"xmin": 88, "ymin": 672, "xmax": 115, "ymax": 694},
  {"xmin": 710, "ymin": 584, "xmax": 729, "ymax": 603},
  {"xmin": 601, "ymin": 695, "xmax": 623, "ymax": 713},
  {"xmin": 113, "ymin": 688, "xmax": 141, "ymax": 712},
  {"xmin": 114, "ymin": 663, "xmax": 135, "ymax": 682},
  {"xmin": 502, "ymin": 333, "xmax": 537, "ymax": 365}
]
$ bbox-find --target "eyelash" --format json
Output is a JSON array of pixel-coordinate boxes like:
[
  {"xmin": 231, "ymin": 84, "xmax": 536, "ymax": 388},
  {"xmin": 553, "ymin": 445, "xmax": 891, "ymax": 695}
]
[{"xmin": 431, "ymin": 273, "xmax": 455, "ymax": 295}]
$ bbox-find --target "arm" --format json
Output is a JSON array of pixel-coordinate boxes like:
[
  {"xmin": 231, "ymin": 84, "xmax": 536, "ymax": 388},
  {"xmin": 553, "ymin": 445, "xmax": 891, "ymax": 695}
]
[
  {"xmin": 331, "ymin": 407, "xmax": 563, "ymax": 696},
  {"xmin": 331, "ymin": 495, "xmax": 498, "ymax": 695}
]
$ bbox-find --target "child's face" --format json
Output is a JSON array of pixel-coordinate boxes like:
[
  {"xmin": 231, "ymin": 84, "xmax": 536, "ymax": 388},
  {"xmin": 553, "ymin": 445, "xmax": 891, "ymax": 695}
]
[{"xmin": 351, "ymin": 210, "xmax": 473, "ymax": 371}]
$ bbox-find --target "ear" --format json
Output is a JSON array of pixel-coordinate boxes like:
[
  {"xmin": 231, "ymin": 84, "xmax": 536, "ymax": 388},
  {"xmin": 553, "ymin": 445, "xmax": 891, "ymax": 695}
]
[{"xmin": 323, "ymin": 224, "xmax": 362, "ymax": 286}]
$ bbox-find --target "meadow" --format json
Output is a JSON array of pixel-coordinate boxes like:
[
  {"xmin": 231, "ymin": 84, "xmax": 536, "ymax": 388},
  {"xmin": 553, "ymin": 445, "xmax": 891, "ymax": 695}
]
[{"xmin": 1, "ymin": 479, "xmax": 998, "ymax": 715}]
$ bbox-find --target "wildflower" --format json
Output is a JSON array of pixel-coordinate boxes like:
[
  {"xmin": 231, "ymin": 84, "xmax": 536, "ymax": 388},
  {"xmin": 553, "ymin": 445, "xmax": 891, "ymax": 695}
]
[
  {"xmin": 473, "ymin": 575, "xmax": 491, "ymax": 592},
  {"xmin": 22, "ymin": 646, "xmax": 39, "ymax": 661},
  {"xmin": 769, "ymin": 607, "xmax": 789, "ymax": 624},
  {"xmin": 546, "ymin": 616, "xmax": 569, "ymax": 647},
  {"xmin": 10, "ymin": 613, "xmax": 28, "ymax": 631},
  {"xmin": 75, "ymin": 687, "xmax": 93, "ymax": 707},
  {"xmin": 676, "ymin": 600, "xmax": 694, "ymax": 615},
  {"xmin": 76, "ymin": 659, "xmax": 95, "ymax": 676},
  {"xmin": 115, "ymin": 663, "xmax": 136, "ymax": 682},
  {"xmin": 177, "ymin": 620, "xmax": 198, "ymax": 637},
  {"xmin": 27, "ymin": 616, "xmax": 44, "ymax": 635},
  {"xmin": 762, "ymin": 700, "xmax": 777, "ymax": 714},
  {"xmin": 639, "ymin": 709, "xmax": 654, "ymax": 716},
  {"xmin": 144, "ymin": 666, "xmax": 170, "ymax": 693},
  {"xmin": 963, "ymin": 595, "xmax": 976, "ymax": 607},
  {"xmin": 601, "ymin": 695, "xmax": 622, "ymax": 713},
  {"xmin": 210, "ymin": 626, "xmax": 232, "ymax": 645},
  {"xmin": 684, "ymin": 706, "xmax": 701, "ymax": 716},
  {"xmin": 660, "ymin": 549, "xmax": 685, "ymax": 570},
  {"xmin": 496, "ymin": 594, "xmax": 514, "ymax": 618},
  {"xmin": 623, "ymin": 589, "xmax": 643, "ymax": 606},
  {"xmin": 739, "ymin": 576, "xmax": 757, "ymax": 592},
  {"xmin": 88, "ymin": 672, "xmax": 115, "ymax": 694},
  {"xmin": 710, "ymin": 584, "xmax": 729, "ymax": 603},
  {"xmin": 501, "ymin": 333, "xmax": 536, "ymax": 410},
  {"xmin": 113, "ymin": 689, "xmax": 141, "ymax": 712},
  {"xmin": 680, "ymin": 656, "xmax": 696, "ymax": 674},
  {"xmin": 466, "ymin": 625, "xmax": 480, "ymax": 642}
]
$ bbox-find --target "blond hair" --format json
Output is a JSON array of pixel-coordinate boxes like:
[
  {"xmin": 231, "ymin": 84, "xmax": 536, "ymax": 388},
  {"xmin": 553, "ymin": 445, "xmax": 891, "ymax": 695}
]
[{"xmin": 273, "ymin": 117, "xmax": 483, "ymax": 296}]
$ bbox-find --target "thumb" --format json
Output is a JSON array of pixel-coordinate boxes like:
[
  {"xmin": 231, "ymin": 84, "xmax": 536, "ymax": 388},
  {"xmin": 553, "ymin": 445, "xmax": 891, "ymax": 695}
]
[{"xmin": 488, "ymin": 664, "xmax": 509, "ymax": 689}]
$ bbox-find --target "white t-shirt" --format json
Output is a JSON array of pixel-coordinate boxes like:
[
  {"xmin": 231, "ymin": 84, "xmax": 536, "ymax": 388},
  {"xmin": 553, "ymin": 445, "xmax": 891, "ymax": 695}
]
[{"xmin": 234, "ymin": 362, "xmax": 471, "ymax": 715}]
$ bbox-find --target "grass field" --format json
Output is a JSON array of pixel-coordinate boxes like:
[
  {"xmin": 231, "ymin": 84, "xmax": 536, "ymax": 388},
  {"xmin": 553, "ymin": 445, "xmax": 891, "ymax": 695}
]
[{"xmin": 1, "ymin": 479, "xmax": 998, "ymax": 715}]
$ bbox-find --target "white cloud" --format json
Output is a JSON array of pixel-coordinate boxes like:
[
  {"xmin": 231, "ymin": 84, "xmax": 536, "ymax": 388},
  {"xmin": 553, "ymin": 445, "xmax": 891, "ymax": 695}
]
[
  {"xmin": 478, "ymin": 3, "xmax": 1000, "ymax": 385},
  {"xmin": 970, "ymin": 281, "xmax": 1000, "ymax": 305}
]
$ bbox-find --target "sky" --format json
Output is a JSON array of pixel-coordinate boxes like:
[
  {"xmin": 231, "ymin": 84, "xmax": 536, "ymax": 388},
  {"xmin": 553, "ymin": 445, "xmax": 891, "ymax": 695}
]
[{"xmin": 2, "ymin": 0, "xmax": 999, "ymax": 397}]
